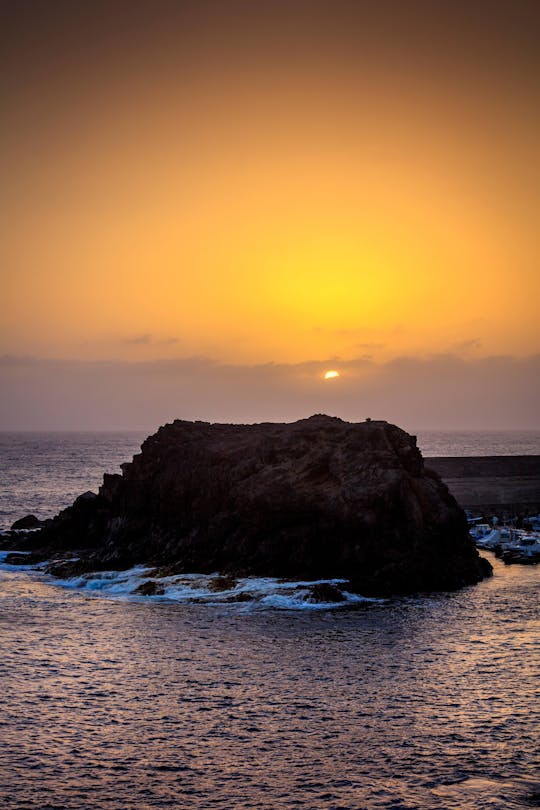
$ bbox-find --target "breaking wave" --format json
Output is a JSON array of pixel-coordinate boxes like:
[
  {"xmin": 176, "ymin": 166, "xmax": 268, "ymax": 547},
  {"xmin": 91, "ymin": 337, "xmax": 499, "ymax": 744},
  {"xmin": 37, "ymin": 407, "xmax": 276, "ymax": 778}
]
[
  {"xmin": 0, "ymin": 549, "xmax": 42, "ymax": 572},
  {"xmin": 0, "ymin": 524, "xmax": 379, "ymax": 608},
  {"xmin": 54, "ymin": 566, "xmax": 376, "ymax": 610},
  {"xmin": 0, "ymin": 545, "xmax": 377, "ymax": 610}
]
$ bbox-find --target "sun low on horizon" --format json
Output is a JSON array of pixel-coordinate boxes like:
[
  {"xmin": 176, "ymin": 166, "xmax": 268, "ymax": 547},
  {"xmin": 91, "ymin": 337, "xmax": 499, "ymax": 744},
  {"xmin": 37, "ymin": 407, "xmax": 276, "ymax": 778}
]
[{"xmin": 1, "ymin": 0, "xmax": 539, "ymax": 430}]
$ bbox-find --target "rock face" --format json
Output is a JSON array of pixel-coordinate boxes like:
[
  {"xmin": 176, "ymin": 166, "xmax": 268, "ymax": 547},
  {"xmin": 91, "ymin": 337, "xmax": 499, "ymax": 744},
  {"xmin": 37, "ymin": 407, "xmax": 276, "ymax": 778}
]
[{"xmin": 27, "ymin": 415, "xmax": 491, "ymax": 595}]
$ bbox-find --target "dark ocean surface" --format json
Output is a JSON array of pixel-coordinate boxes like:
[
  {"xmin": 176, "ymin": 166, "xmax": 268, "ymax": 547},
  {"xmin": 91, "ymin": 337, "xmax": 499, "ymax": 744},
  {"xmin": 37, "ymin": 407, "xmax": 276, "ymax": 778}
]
[
  {"xmin": 0, "ymin": 431, "xmax": 539, "ymax": 809},
  {"xmin": 0, "ymin": 553, "xmax": 538, "ymax": 810}
]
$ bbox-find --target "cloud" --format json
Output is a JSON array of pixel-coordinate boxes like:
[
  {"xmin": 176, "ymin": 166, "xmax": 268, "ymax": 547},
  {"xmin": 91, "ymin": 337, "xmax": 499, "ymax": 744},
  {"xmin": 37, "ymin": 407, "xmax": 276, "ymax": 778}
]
[
  {"xmin": 122, "ymin": 334, "xmax": 179, "ymax": 346},
  {"xmin": 124, "ymin": 334, "xmax": 152, "ymax": 345},
  {"xmin": 0, "ymin": 352, "xmax": 538, "ymax": 430},
  {"xmin": 453, "ymin": 338, "xmax": 482, "ymax": 353}
]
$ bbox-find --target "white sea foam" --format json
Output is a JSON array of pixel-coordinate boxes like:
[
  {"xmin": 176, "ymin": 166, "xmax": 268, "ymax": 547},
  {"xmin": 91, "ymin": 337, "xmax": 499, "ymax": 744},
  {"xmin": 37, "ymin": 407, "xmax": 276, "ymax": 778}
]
[
  {"xmin": 0, "ymin": 548, "xmax": 378, "ymax": 609},
  {"xmin": 57, "ymin": 566, "xmax": 152, "ymax": 594},
  {"xmin": 51, "ymin": 566, "xmax": 377, "ymax": 610},
  {"xmin": 257, "ymin": 589, "xmax": 372, "ymax": 611}
]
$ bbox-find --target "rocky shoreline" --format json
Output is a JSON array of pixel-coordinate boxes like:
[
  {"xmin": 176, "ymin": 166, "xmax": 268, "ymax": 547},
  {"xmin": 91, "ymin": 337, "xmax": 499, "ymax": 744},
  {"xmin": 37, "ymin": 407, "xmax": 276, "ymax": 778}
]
[{"xmin": 1, "ymin": 416, "xmax": 492, "ymax": 597}]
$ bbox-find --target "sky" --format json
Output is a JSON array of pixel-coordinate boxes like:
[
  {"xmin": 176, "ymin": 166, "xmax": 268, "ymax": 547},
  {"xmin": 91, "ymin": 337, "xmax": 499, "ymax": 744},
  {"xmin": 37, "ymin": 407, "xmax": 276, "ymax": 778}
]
[{"xmin": 1, "ymin": 0, "xmax": 539, "ymax": 430}]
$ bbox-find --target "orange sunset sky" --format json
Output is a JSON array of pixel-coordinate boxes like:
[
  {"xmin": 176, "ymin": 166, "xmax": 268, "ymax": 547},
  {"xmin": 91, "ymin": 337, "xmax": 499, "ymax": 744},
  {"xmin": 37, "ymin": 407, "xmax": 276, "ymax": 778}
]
[{"xmin": 1, "ymin": 0, "xmax": 539, "ymax": 429}]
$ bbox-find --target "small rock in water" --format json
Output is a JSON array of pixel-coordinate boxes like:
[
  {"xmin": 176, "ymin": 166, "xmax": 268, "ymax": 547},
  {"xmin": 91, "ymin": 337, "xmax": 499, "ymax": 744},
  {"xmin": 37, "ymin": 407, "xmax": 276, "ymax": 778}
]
[
  {"xmin": 134, "ymin": 580, "xmax": 165, "ymax": 596},
  {"xmin": 11, "ymin": 515, "xmax": 45, "ymax": 530},
  {"xmin": 207, "ymin": 575, "xmax": 237, "ymax": 592},
  {"xmin": 307, "ymin": 583, "xmax": 346, "ymax": 602}
]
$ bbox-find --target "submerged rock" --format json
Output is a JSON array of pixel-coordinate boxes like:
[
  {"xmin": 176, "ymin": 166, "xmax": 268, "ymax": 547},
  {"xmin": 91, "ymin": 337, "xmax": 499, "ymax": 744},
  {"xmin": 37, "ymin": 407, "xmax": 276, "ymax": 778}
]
[
  {"xmin": 307, "ymin": 583, "xmax": 346, "ymax": 603},
  {"xmin": 207, "ymin": 575, "xmax": 238, "ymax": 592},
  {"xmin": 134, "ymin": 580, "xmax": 165, "ymax": 596},
  {"xmin": 28, "ymin": 415, "xmax": 491, "ymax": 595}
]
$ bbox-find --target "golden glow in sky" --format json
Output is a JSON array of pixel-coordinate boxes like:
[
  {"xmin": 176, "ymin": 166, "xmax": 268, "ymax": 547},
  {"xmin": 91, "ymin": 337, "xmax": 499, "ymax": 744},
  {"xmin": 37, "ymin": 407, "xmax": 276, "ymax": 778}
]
[
  {"xmin": 324, "ymin": 371, "xmax": 340, "ymax": 380},
  {"xmin": 0, "ymin": 1, "xmax": 539, "ymax": 430}
]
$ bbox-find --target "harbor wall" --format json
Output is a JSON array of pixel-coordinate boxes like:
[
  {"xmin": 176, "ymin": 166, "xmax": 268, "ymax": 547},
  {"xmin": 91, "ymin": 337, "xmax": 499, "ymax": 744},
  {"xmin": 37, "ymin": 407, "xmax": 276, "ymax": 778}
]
[{"xmin": 427, "ymin": 456, "xmax": 540, "ymax": 514}]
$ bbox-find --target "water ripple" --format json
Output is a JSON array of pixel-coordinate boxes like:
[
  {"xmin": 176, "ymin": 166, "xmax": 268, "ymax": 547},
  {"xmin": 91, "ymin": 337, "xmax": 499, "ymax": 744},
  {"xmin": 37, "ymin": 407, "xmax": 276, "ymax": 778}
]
[{"xmin": 0, "ymin": 552, "xmax": 538, "ymax": 809}]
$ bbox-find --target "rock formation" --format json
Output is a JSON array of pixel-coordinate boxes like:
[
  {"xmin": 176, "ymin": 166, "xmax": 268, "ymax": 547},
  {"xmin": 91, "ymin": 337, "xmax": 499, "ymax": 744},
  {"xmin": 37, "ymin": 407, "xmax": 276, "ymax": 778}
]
[
  {"xmin": 10, "ymin": 514, "xmax": 47, "ymax": 530},
  {"xmin": 11, "ymin": 415, "xmax": 492, "ymax": 595}
]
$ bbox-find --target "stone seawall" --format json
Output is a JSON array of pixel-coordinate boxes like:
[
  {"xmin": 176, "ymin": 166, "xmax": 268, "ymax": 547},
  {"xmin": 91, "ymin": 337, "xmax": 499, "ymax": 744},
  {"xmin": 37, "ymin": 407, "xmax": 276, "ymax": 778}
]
[{"xmin": 427, "ymin": 456, "xmax": 540, "ymax": 513}]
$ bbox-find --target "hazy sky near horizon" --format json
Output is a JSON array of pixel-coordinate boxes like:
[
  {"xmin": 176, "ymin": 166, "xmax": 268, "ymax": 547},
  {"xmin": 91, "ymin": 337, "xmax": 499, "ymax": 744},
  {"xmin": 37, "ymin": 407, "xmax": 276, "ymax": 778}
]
[{"xmin": 1, "ymin": 0, "xmax": 539, "ymax": 429}]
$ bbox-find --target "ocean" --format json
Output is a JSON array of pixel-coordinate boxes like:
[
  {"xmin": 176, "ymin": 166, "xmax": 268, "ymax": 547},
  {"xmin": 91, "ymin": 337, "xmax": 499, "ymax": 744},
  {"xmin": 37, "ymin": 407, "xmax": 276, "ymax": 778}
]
[{"xmin": 0, "ymin": 430, "xmax": 539, "ymax": 809}]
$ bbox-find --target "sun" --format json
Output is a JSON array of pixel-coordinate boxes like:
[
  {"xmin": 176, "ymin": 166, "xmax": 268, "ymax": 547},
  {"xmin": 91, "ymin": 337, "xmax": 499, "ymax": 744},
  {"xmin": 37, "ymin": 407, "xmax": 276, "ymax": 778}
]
[{"xmin": 324, "ymin": 370, "xmax": 340, "ymax": 380}]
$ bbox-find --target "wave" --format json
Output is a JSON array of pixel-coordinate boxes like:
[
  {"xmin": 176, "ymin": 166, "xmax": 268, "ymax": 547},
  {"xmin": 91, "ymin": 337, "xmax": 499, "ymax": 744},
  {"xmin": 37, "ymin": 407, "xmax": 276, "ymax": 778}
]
[
  {"xmin": 54, "ymin": 566, "xmax": 377, "ymax": 610},
  {"xmin": 0, "ymin": 549, "xmax": 42, "ymax": 572},
  {"xmin": 0, "ymin": 541, "xmax": 379, "ymax": 609}
]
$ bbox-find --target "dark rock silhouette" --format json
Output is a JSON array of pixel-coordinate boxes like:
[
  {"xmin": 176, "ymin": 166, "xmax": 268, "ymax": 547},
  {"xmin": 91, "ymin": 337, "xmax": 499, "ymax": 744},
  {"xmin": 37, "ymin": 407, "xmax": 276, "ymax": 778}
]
[
  {"xmin": 307, "ymin": 583, "xmax": 346, "ymax": 603},
  {"xmin": 14, "ymin": 415, "xmax": 492, "ymax": 595},
  {"xmin": 10, "ymin": 514, "xmax": 46, "ymax": 530},
  {"xmin": 207, "ymin": 576, "xmax": 238, "ymax": 592},
  {"xmin": 134, "ymin": 580, "xmax": 165, "ymax": 596}
]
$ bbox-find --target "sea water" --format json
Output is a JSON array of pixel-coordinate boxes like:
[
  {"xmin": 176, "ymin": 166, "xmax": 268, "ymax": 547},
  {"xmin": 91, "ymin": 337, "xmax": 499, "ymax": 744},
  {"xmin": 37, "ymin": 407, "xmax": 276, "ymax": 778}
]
[{"xmin": 0, "ymin": 431, "xmax": 539, "ymax": 809}]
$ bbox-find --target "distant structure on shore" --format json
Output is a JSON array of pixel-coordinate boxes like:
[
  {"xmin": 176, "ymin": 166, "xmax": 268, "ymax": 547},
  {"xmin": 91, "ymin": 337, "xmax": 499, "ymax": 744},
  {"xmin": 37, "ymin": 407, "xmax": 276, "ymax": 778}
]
[{"xmin": 428, "ymin": 456, "xmax": 540, "ymax": 514}]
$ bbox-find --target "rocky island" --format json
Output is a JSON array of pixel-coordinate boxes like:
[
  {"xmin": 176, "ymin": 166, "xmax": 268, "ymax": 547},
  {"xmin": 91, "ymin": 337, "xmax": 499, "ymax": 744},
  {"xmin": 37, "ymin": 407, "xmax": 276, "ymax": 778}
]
[{"xmin": 5, "ymin": 415, "xmax": 492, "ymax": 596}]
